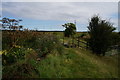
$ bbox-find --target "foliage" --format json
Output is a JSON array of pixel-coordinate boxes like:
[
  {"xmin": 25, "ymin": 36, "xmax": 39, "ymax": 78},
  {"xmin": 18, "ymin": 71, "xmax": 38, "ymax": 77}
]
[
  {"xmin": 2, "ymin": 47, "xmax": 27, "ymax": 65},
  {"xmin": 18, "ymin": 31, "xmax": 39, "ymax": 49},
  {"xmin": 2, "ymin": 48, "xmax": 118, "ymax": 78},
  {"xmin": 2, "ymin": 59, "xmax": 39, "ymax": 78},
  {"xmin": 2, "ymin": 15, "xmax": 118, "ymax": 78},
  {"xmin": 1, "ymin": 17, "xmax": 23, "ymax": 30},
  {"xmin": 87, "ymin": 15, "xmax": 116, "ymax": 56},
  {"xmin": 2, "ymin": 31, "xmax": 13, "ymax": 50},
  {"xmin": 111, "ymin": 32, "xmax": 120, "ymax": 45},
  {"xmin": 2, "ymin": 30, "xmax": 39, "ymax": 50},
  {"xmin": 2, "ymin": 30, "xmax": 64, "ymax": 59},
  {"xmin": 2, "ymin": 31, "xmax": 64, "ymax": 78},
  {"xmin": 36, "ymin": 34, "xmax": 63, "ymax": 57},
  {"xmin": 2, "ymin": 44, "xmax": 38, "ymax": 66},
  {"xmin": 2, "ymin": 31, "xmax": 118, "ymax": 78},
  {"xmin": 62, "ymin": 23, "xmax": 76, "ymax": 37}
]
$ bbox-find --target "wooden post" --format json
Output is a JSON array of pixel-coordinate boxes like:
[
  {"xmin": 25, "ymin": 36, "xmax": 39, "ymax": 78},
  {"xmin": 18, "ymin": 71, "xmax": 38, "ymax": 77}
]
[
  {"xmin": 63, "ymin": 36, "xmax": 64, "ymax": 45},
  {"xmin": 78, "ymin": 37, "xmax": 79, "ymax": 47},
  {"xmin": 63, "ymin": 31, "xmax": 64, "ymax": 45},
  {"xmin": 72, "ymin": 36, "xmax": 74, "ymax": 47}
]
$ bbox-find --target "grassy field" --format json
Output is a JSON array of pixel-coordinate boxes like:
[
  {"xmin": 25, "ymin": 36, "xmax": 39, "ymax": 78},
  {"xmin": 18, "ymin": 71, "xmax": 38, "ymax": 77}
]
[
  {"xmin": 2, "ymin": 47, "xmax": 118, "ymax": 78},
  {"xmin": 2, "ymin": 31, "xmax": 119, "ymax": 78},
  {"xmin": 36, "ymin": 48, "xmax": 118, "ymax": 78}
]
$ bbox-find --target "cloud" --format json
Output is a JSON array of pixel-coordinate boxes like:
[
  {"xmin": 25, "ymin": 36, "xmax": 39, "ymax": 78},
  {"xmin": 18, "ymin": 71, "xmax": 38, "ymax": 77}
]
[
  {"xmin": 2, "ymin": 0, "xmax": 119, "ymax": 2},
  {"xmin": 0, "ymin": 2, "xmax": 2, "ymax": 16},
  {"xmin": 2, "ymin": 2, "xmax": 118, "ymax": 30}
]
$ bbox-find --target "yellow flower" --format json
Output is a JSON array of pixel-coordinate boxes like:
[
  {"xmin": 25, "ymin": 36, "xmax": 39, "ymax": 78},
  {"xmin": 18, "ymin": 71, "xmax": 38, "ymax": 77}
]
[
  {"xmin": 27, "ymin": 48, "xmax": 33, "ymax": 51},
  {"xmin": 13, "ymin": 45, "xmax": 22, "ymax": 48},
  {"xmin": 15, "ymin": 45, "xmax": 21, "ymax": 48},
  {"xmin": 0, "ymin": 50, "xmax": 7, "ymax": 55}
]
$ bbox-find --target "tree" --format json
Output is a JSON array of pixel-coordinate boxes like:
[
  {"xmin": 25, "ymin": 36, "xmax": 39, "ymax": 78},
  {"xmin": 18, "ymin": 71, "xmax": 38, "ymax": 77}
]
[
  {"xmin": 19, "ymin": 25, "xmax": 23, "ymax": 30},
  {"xmin": 62, "ymin": 23, "xmax": 76, "ymax": 47},
  {"xmin": 118, "ymin": 32, "xmax": 120, "ymax": 54},
  {"xmin": 111, "ymin": 32, "xmax": 120, "ymax": 45},
  {"xmin": 87, "ymin": 15, "xmax": 116, "ymax": 56},
  {"xmin": 1, "ymin": 17, "xmax": 23, "ymax": 47},
  {"xmin": 62, "ymin": 23, "xmax": 76, "ymax": 37},
  {"xmin": 1, "ymin": 17, "xmax": 22, "ymax": 30}
]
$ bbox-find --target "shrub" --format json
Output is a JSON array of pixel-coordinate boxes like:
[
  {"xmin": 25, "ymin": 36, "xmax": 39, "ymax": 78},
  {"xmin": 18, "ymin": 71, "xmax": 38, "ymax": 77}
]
[
  {"xmin": 25, "ymin": 48, "xmax": 38, "ymax": 61},
  {"xmin": 2, "ymin": 59, "xmax": 39, "ymax": 78},
  {"xmin": 2, "ymin": 48, "xmax": 22, "ymax": 65},
  {"xmin": 17, "ymin": 31, "xmax": 40, "ymax": 49},
  {"xmin": 111, "ymin": 32, "xmax": 120, "ymax": 45},
  {"xmin": 2, "ymin": 30, "xmax": 64, "ymax": 63},
  {"xmin": 2, "ymin": 46, "xmax": 31, "ymax": 65},
  {"xmin": 87, "ymin": 15, "xmax": 116, "ymax": 56},
  {"xmin": 2, "ymin": 31, "xmax": 13, "ymax": 50},
  {"xmin": 36, "ymin": 34, "xmax": 63, "ymax": 58}
]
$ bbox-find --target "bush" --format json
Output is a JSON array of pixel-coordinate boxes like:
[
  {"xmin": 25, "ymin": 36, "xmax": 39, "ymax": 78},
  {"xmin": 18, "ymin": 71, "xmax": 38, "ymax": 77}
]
[
  {"xmin": 111, "ymin": 32, "xmax": 120, "ymax": 45},
  {"xmin": 36, "ymin": 34, "xmax": 63, "ymax": 58},
  {"xmin": 2, "ymin": 46, "xmax": 36, "ymax": 66},
  {"xmin": 87, "ymin": 15, "xmax": 116, "ymax": 56},
  {"xmin": 2, "ymin": 31, "xmax": 13, "ymax": 50},
  {"xmin": 2, "ymin": 59, "xmax": 39, "ymax": 78},
  {"xmin": 17, "ymin": 31, "xmax": 40, "ymax": 49},
  {"xmin": 2, "ymin": 31, "xmax": 64, "ymax": 63},
  {"xmin": 2, "ymin": 47, "xmax": 26, "ymax": 65},
  {"xmin": 2, "ymin": 30, "xmax": 41, "ymax": 50}
]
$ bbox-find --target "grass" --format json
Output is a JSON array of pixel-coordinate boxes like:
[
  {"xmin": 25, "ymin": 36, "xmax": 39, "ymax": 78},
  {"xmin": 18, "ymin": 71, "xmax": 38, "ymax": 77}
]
[
  {"xmin": 2, "ymin": 47, "xmax": 118, "ymax": 78},
  {"xmin": 35, "ymin": 48, "xmax": 118, "ymax": 78},
  {"xmin": 2, "ymin": 31, "xmax": 118, "ymax": 78}
]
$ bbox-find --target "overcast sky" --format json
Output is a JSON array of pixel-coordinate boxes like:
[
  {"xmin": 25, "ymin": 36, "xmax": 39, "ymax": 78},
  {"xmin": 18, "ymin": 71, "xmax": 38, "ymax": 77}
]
[
  {"xmin": 1, "ymin": 2, "xmax": 118, "ymax": 31},
  {"xmin": 2, "ymin": 0, "xmax": 119, "ymax": 2}
]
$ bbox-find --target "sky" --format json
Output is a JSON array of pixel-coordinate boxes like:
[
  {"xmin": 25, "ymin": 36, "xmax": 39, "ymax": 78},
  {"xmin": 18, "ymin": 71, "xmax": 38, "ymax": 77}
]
[
  {"xmin": 1, "ymin": 2, "xmax": 119, "ymax": 31},
  {"xmin": 2, "ymin": 0, "xmax": 119, "ymax": 2}
]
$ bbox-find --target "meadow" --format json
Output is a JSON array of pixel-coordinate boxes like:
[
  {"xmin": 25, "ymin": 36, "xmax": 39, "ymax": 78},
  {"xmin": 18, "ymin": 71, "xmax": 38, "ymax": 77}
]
[{"xmin": 1, "ymin": 30, "xmax": 119, "ymax": 78}]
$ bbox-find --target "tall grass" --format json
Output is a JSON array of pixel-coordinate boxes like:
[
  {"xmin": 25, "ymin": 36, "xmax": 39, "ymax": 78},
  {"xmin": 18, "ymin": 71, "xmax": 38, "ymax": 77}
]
[{"xmin": 36, "ymin": 48, "xmax": 118, "ymax": 78}]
